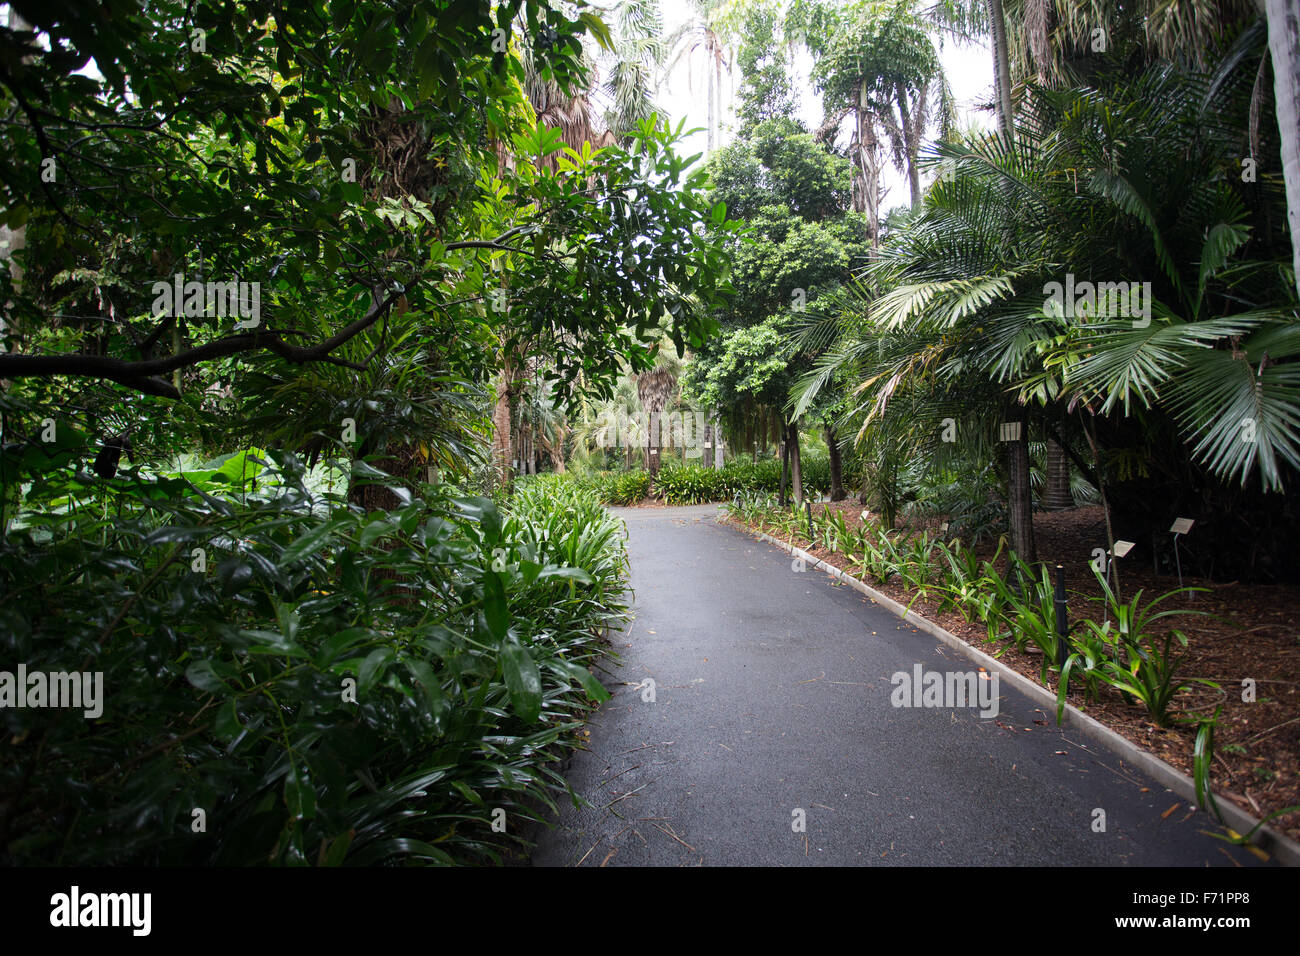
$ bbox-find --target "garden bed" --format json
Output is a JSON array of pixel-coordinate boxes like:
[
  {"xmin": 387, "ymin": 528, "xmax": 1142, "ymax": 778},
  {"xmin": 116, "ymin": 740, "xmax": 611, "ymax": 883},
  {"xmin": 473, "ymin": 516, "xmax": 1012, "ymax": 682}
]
[{"xmin": 726, "ymin": 501, "xmax": 1300, "ymax": 846}]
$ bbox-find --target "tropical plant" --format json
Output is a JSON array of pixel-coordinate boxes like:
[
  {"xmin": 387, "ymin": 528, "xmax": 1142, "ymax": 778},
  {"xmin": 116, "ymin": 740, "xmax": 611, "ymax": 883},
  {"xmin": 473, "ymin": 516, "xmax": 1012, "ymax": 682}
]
[
  {"xmin": 797, "ymin": 64, "xmax": 1300, "ymax": 580},
  {"xmin": 0, "ymin": 442, "xmax": 631, "ymax": 865},
  {"xmin": 1079, "ymin": 569, "xmax": 1215, "ymax": 726}
]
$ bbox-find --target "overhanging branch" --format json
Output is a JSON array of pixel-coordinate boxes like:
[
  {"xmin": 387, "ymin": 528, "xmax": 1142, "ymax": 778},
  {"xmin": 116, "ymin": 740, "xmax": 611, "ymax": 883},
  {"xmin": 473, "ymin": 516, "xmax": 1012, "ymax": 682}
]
[{"xmin": 0, "ymin": 289, "xmax": 403, "ymax": 398}]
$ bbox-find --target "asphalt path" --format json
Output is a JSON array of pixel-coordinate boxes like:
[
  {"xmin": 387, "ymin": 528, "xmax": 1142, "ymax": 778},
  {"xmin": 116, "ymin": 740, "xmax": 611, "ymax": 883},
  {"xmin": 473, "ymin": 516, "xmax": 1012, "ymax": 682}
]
[{"xmin": 531, "ymin": 504, "xmax": 1263, "ymax": 867}]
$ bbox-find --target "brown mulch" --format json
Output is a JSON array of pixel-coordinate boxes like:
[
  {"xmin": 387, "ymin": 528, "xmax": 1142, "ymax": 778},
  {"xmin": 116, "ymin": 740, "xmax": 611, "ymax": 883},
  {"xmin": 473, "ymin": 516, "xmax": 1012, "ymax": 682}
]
[{"xmin": 726, "ymin": 501, "xmax": 1300, "ymax": 844}]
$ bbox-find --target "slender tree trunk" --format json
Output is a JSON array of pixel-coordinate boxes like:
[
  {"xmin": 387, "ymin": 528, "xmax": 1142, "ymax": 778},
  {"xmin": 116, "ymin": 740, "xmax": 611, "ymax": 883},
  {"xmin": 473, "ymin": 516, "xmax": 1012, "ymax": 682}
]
[
  {"xmin": 491, "ymin": 361, "xmax": 517, "ymax": 491},
  {"xmin": 1004, "ymin": 401, "xmax": 1037, "ymax": 562},
  {"xmin": 706, "ymin": 38, "xmax": 716, "ymax": 157},
  {"xmin": 1267, "ymin": 0, "xmax": 1300, "ymax": 299},
  {"xmin": 647, "ymin": 411, "xmax": 662, "ymax": 476},
  {"xmin": 1, "ymin": 10, "xmax": 32, "ymax": 345},
  {"xmin": 897, "ymin": 86, "xmax": 923, "ymax": 208},
  {"xmin": 985, "ymin": 0, "xmax": 1035, "ymax": 561},
  {"xmin": 715, "ymin": 43, "xmax": 724, "ymax": 151},
  {"xmin": 788, "ymin": 421, "xmax": 804, "ymax": 509},
  {"xmin": 825, "ymin": 423, "xmax": 846, "ymax": 501},
  {"xmin": 986, "ymin": 0, "xmax": 1015, "ymax": 139},
  {"xmin": 779, "ymin": 437, "xmax": 789, "ymax": 506},
  {"xmin": 714, "ymin": 414, "xmax": 724, "ymax": 468}
]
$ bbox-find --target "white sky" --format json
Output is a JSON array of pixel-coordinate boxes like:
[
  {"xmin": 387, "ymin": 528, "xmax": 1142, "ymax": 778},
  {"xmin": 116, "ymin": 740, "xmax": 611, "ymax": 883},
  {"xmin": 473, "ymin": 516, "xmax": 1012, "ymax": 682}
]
[{"xmin": 651, "ymin": 0, "xmax": 996, "ymax": 217}]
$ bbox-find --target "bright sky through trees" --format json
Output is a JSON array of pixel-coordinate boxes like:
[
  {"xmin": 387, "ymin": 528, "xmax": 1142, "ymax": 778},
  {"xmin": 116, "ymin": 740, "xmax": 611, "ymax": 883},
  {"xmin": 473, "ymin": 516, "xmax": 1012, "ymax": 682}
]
[{"xmin": 654, "ymin": 0, "xmax": 994, "ymax": 211}]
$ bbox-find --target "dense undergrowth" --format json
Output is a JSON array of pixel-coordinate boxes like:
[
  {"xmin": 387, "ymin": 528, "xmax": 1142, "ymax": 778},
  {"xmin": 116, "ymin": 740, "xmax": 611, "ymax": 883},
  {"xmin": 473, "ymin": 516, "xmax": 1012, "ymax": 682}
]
[
  {"xmin": 0, "ymin": 441, "xmax": 627, "ymax": 865},
  {"xmin": 554, "ymin": 454, "xmax": 840, "ymax": 505}
]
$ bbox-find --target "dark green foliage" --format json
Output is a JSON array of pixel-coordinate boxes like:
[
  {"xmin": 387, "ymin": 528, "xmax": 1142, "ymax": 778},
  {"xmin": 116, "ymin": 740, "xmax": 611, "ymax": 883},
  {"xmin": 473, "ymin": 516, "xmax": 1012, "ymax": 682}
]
[
  {"xmin": 654, "ymin": 455, "xmax": 833, "ymax": 504},
  {"xmin": 0, "ymin": 445, "xmax": 627, "ymax": 865},
  {"xmin": 530, "ymin": 470, "xmax": 652, "ymax": 506},
  {"xmin": 533, "ymin": 455, "xmax": 837, "ymax": 506}
]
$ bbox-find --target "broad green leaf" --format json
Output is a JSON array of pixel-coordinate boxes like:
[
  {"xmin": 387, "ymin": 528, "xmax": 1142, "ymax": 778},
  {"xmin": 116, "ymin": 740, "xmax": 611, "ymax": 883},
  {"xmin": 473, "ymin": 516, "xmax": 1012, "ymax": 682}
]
[{"xmin": 500, "ymin": 640, "xmax": 542, "ymax": 722}]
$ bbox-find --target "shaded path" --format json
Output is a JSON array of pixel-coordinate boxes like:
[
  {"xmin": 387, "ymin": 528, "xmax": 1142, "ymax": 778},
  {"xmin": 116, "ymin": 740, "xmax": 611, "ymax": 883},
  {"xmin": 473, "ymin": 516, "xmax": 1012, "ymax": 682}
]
[{"xmin": 532, "ymin": 505, "xmax": 1261, "ymax": 867}]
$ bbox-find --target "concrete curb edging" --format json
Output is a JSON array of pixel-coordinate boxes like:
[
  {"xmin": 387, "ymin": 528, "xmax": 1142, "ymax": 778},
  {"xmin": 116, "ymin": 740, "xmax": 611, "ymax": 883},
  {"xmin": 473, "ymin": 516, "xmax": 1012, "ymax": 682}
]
[{"xmin": 734, "ymin": 519, "xmax": 1300, "ymax": 867}]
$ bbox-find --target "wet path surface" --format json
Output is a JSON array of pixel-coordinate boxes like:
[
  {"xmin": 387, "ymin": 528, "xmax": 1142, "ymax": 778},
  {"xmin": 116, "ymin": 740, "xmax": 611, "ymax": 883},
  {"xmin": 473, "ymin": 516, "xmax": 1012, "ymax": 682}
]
[{"xmin": 532, "ymin": 505, "xmax": 1260, "ymax": 867}]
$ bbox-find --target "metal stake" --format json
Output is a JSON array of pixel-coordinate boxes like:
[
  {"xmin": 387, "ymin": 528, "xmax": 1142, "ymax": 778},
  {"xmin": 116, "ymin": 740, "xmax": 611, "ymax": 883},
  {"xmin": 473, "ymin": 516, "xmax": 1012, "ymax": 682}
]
[{"xmin": 1054, "ymin": 564, "xmax": 1069, "ymax": 672}]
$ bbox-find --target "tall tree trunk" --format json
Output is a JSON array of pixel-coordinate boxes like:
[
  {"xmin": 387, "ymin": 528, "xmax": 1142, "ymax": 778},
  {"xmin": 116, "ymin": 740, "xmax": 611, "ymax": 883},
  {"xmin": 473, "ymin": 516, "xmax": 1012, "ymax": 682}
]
[
  {"xmin": 1267, "ymin": 0, "xmax": 1300, "ymax": 299},
  {"xmin": 897, "ymin": 85, "xmax": 923, "ymax": 208},
  {"xmin": 1042, "ymin": 437, "xmax": 1074, "ymax": 510},
  {"xmin": 986, "ymin": 0, "xmax": 1015, "ymax": 139},
  {"xmin": 788, "ymin": 421, "xmax": 804, "ymax": 509},
  {"xmin": 779, "ymin": 437, "xmax": 789, "ymax": 506},
  {"xmin": 1, "ymin": 10, "xmax": 31, "ymax": 339},
  {"xmin": 825, "ymin": 423, "xmax": 846, "ymax": 501},
  {"xmin": 1004, "ymin": 401, "xmax": 1037, "ymax": 562},
  {"xmin": 906, "ymin": 147, "xmax": 922, "ymax": 208},
  {"xmin": 646, "ymin": 411, "xmax": 661, "ymax": 475},
  {"xmin": 714, "ymin": 414, "xmax": 724, "ymax": 468},
  {"xmin": 491, "ymin": 361, "xmax": 517, "ymax": 491},
  {"xmin": 853, "ymin": 88, "xmax": 882, "ymax": 247},
  {"xmin": 706, "ymin": 38, "xmax": 716, "ymax": 157},
  {"xmin": 715, "ymin": 41, "xmax": 724, "ymax": 151},
  {"xmin": 986, "ymin": 0, "xmax": 1035, "ymax": 560}
]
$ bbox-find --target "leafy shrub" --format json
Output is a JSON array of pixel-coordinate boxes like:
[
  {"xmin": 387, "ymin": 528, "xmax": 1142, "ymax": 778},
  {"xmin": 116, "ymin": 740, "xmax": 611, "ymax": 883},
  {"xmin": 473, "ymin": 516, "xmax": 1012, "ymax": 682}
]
[
  {"xmin": 654, "ymin": 462, "xmax": 727, "ymax": 504},
  {"xmin": 656, "ymin": 456, "xmax": 834, "ymax": 504},
  {"xmin": 987, "ymin": 557, "xmax": 1068, "ymax": 682},
  {"xmin": 606, "ymin": 470, "xmax": 653, "ymax": 504},
  {"xmin": 542, "ymin": 455, "xmax": 836, "ymax": 507},
  {"xmin": 1, "ymin": 447, "xmax": 627, "ymax": 865},
  {"xmin": 903, "ymin": 463, "xmax": 1007, "ymax": 543},
  {"xmin": 527, "ymin": 470, "xmax": 652, "ymax": 505},
  {"xmin": 1070, "ymin": 571, "xmax": 1214, "ymax": 726}
]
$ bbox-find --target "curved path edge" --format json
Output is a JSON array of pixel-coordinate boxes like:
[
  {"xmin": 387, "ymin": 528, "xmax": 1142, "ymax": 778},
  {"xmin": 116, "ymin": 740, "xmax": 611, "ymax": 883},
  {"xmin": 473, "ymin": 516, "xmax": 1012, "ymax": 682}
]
[{"xmin": 733, "ymin": 518, "xmax": 1300, "ymax": 867}]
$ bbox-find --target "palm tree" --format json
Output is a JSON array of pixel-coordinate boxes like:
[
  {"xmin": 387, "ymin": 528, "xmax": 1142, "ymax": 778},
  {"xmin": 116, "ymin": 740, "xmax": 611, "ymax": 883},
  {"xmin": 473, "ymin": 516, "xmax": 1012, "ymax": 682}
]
[
  {"xmin": 666, "ymin": 0, "xmax": 731, "ymax": 156},
  {"xmin": 636, "ymin": 342, "xmax": 682, "ymax": 476},
  {"xmin": 599, "ymin": 0, "xmax": 668, "ymax": 140},
  {"xmin": 799, "ymin": 69, "xmax": 1300, "ymax": 576},
  {"xmin": 798, "ymin": 2, "xmax": 950, "ymax": 238}
]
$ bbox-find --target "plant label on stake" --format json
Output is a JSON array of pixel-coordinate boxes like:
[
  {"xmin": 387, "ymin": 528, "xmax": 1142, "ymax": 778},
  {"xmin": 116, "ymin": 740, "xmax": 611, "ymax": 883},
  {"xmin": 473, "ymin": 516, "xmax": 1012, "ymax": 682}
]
[
  {"xmin": 1169, "ymin": 518, "xmax": 1194, "ymax": 596},
  {"xmin": 1101, "ymin": 541, "xmax": 1135, "ymax": 623}
]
